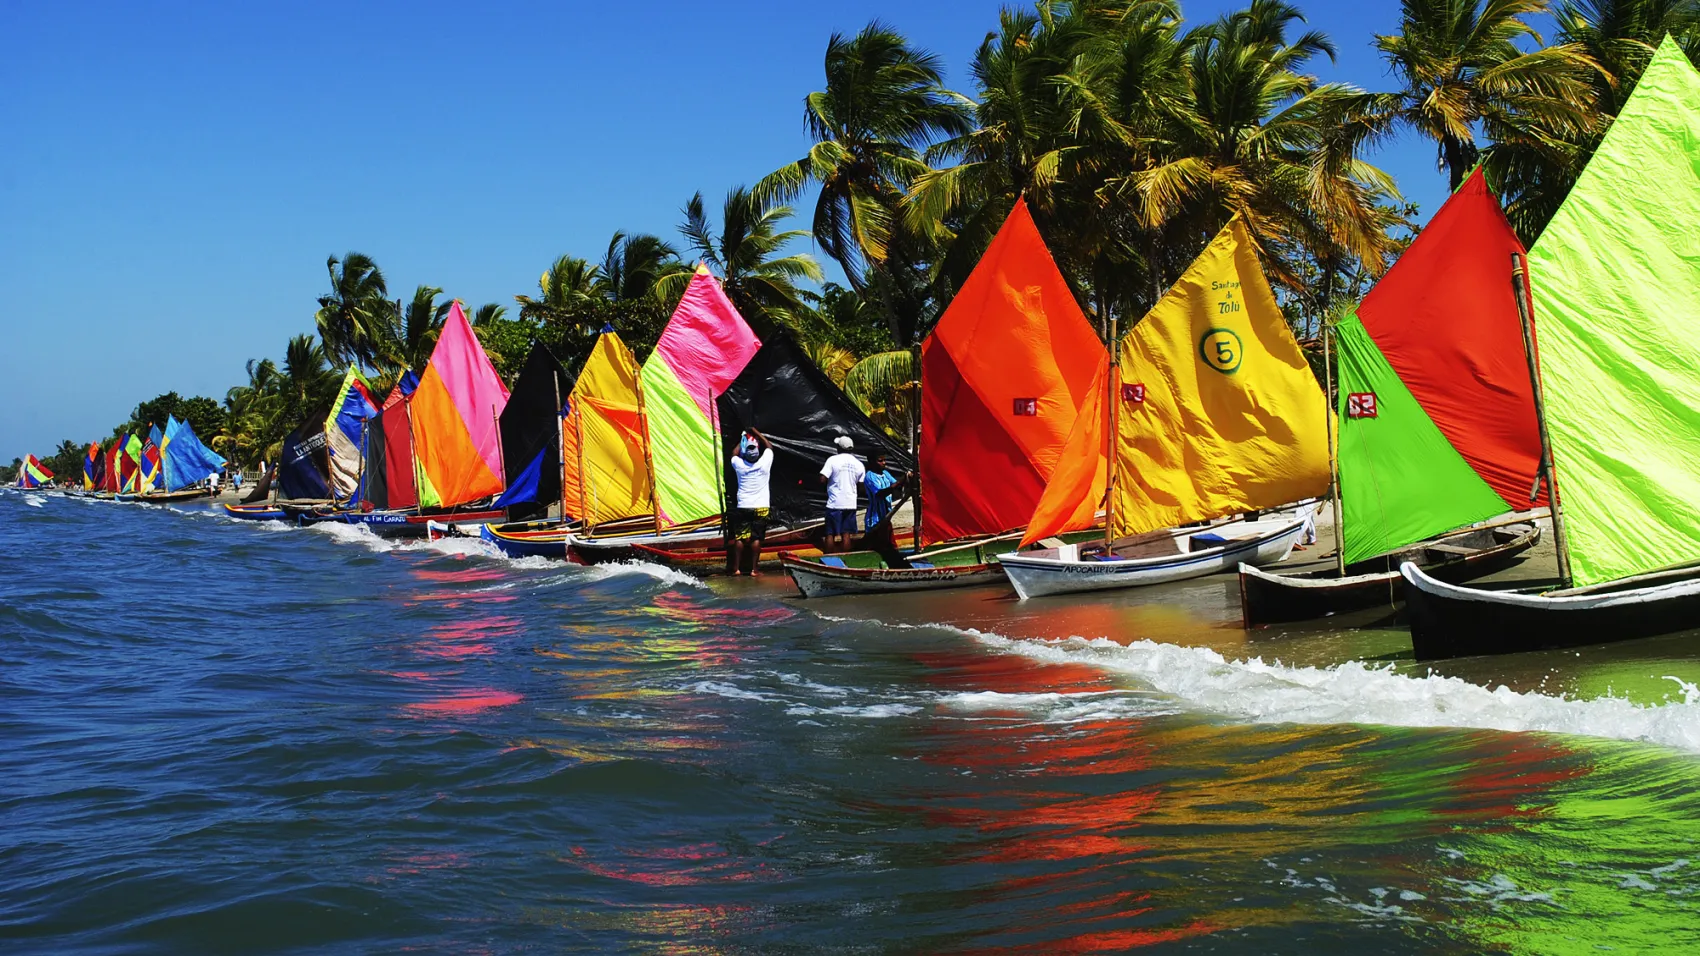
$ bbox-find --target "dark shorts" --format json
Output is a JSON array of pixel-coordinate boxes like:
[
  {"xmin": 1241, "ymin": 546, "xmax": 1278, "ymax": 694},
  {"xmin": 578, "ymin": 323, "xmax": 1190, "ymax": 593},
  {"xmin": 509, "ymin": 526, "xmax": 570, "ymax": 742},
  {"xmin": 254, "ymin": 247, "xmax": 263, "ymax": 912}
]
[
  {"xmin": 825, "ymin": 508, "xmax": 858, "ymax": 536},
  {"xmin": 730, "ymin": 507, "xmax": 768, "ymax": 541}
]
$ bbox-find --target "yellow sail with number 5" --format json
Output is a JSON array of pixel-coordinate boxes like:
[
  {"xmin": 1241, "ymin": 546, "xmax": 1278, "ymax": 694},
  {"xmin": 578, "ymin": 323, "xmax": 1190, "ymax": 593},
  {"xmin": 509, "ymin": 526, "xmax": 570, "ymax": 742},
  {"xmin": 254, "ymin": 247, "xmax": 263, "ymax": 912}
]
[{"xmin": 1111, "ymin": 218, "xmax": 1329, "ymax": 538}]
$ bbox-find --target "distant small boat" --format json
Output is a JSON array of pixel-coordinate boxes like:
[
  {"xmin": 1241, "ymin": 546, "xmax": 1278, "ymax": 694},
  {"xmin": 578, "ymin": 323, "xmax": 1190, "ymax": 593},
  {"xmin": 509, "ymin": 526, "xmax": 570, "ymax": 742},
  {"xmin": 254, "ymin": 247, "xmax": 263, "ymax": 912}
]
[
  {"xmin": 119, "ymin": 487, "xmax": 211, "ymax": 505},
  {"xmin": 999, "ymin": 512, "xmax": 1312, "ymax": 601},
  {"xmin": 223, "ymin": 503, "xmax": 287, "ymax": 522},
  {"xmin": 1238, "ymin": 521, "xmax": 1541, "ymax": 627}
]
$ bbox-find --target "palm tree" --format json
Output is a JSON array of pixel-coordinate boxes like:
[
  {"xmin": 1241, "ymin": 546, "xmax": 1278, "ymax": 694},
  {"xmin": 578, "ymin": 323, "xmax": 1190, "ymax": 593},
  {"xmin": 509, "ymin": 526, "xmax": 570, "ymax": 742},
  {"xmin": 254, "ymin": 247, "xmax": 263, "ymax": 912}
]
[
  {"xmin": 471, "ymin": 303, "xmax": 507, "ymax": 325},
  {"xmin": 599, "ymin": 232, "xmax": 688, "ymax": 303},
  {"xmin": 514, "ymin": 254, "xmax": 601, "ymax": 326},
  {"xmin": 758, "ymin": 21, "xmax": 973, "ymax": 281},
  {"xmin": 385, "ymin": 284, "xmax": 451, "ymax": 372},
  {"xmin": 1376, "ymin": 0, "xmax": 1600, "ymax": 191},
  {"xmin": 314, "ymin": 253, "xmax": 392, "ymax": 368},
  {"xmin": 1487, "ymin": 0, "xmax": 1700, "ymax": 238},
  {"xmin": 672, "ymin": 187, "xmax": 825, "ymax": 335},
  {"xmin": 282, "ymin": 334, "xmax": 336, "ymax": 416}
]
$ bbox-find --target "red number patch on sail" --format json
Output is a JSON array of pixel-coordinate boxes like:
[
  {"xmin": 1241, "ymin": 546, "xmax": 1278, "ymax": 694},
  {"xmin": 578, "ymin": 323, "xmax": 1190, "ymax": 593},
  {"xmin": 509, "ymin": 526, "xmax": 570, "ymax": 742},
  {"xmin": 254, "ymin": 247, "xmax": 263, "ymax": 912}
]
[
  {"xmin": 1121, "ymin": 383, "xmax": 1146, "ymax": 405},
  {"xmin": 1012, "ymin": 398, "xmax": 1038, "ymax": 417},
  {"xmin": 1347, "ymin": 392, "xmax": 1378, "ymax": 418}
]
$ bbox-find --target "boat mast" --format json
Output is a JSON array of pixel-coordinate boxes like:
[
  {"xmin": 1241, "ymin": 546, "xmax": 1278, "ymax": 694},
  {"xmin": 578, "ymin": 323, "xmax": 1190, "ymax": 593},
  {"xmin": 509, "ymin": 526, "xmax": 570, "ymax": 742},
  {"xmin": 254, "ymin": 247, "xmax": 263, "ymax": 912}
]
[
  {"xmin": 1322, "ymin": 318, "xmax": 1345, "ymax": 576},
  {"xmin": 404, "ymin": 396, "xmax": 422, "ymax": 517},
  {"xmin": 1511, "ymin": 252, "xmax": 1572, "ymax": 586},
  {"xmin": 911, "ymin": 342, "xmax": 922, "ymax": 552},
  {"xmin": 635, "ymin": 368, "xmax": 663, "ymax": 533},
  {"xmin": 1103, "ymin": 313, "xmax": 1120, "ymax": 553},
  {"xmin": 553, "ymin": 372, "xmax": 566, "ymax": 525},
  {"xmin": 492, "ymin": 408, "xmax": 507, "ymax": 520}
]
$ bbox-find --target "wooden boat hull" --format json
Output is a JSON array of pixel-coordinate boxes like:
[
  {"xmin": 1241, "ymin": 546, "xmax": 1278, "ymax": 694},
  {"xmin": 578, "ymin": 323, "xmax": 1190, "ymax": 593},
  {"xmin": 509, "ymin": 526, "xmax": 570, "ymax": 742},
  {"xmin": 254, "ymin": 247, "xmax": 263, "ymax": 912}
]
[
  {"xmin": 304, "ymin": 508, "xmax": 508, "ymax": 538},
  {"xmin": 570, "ymin": 520, "xmax": 820, "ymax": 565},
  {"xmin": 1402, "ymin": 562, "xmax": 1700, "ymax": 660},
  {"xmin": 223, "ymin": 503, "xmax": 287, "ymax": 522},
  {"xmin": 998, "ymin": 516, "xmax": 1309, "ymax": 600},
  {"xmin": 1238, "ymin": 522, "xmax": 1541, "ymax": 627},
  {"xmin": 481, "ymin": 521, "xmax": 573, "ymax": 559},
  {"xmin": 781, "ymin": 554, "xmax": 1006, "ymax": 598}
]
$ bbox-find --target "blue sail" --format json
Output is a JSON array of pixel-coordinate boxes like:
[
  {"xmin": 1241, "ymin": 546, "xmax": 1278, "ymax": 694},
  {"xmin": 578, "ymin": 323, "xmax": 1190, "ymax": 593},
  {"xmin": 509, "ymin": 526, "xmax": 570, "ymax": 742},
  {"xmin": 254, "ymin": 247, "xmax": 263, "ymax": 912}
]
[{"xmin": 163, "ymin": 415, "xmax": 228, "ymax": 491}]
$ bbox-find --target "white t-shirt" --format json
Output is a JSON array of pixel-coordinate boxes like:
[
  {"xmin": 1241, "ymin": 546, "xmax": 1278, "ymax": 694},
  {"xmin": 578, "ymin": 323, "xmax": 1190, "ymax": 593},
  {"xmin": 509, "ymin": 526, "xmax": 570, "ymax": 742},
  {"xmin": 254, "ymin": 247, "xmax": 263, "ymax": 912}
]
[
  {"xmin": 730, "ymin": 448, "xmax": 774, "ymax": 509},
  {"xmin": 820, "ymin": 453, "xmax": 865, "ymax": 510}
]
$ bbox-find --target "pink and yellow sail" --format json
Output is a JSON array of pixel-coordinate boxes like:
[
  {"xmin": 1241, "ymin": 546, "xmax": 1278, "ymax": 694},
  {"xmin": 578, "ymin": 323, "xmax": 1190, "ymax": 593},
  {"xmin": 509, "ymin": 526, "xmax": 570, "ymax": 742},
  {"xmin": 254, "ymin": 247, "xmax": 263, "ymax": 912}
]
[{"xmin": 638, "ymin": 266, "xmax": 761, "ymax": 526}]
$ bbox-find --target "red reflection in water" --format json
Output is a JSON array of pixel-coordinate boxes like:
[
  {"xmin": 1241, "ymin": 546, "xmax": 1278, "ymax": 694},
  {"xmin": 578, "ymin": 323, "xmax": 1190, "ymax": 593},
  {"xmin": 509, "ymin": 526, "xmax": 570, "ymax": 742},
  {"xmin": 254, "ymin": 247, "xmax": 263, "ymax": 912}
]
[
  {"xmin": 402, "ymin": 689, "xmax": 523, "ymax": 717},
  {"xmin": 563, "ymin": 841, "xmax": 780, "ymax": 887},
  {"xmin": 409, "ymin": 616, "xmax": 522, "ymax": 660}
]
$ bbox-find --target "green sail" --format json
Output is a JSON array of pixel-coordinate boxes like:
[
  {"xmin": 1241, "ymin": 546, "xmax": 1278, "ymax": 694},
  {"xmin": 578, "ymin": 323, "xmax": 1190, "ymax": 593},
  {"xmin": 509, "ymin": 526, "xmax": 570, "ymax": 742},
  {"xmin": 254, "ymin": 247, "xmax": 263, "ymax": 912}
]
[
  {"xmin": 1335, "ymin": 314, "xmax": 1508, "ymax": 565},
  {"xmin": 1527, "ymin": 37, "xmax": 1700, "ymax": 587}
]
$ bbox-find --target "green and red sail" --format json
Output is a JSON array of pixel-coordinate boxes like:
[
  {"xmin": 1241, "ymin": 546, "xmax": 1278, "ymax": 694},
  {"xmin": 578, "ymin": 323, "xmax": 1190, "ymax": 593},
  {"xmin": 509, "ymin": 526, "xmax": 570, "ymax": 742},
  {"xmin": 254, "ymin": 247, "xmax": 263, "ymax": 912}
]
[{"xmin": 1335, "ymin": 169, "xmax": 1545, "ymax": 564}]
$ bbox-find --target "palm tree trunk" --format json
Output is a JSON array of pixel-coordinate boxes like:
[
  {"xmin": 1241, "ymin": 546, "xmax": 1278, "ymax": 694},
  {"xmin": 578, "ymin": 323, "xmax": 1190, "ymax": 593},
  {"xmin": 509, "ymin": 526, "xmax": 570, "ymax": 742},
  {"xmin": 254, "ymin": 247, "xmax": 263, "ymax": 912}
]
[{"xmin": 1443, "ymin": 136, "xmax": 1479, "ymax": 192}]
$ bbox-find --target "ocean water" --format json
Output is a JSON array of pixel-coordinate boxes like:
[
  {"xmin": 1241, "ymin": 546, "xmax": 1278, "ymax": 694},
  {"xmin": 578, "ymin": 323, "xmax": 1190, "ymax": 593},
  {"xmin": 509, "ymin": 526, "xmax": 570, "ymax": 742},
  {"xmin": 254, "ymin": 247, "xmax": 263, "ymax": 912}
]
[{"xmin": 5, "ymin": 489, "xmax": 1700, "ymax": 954}]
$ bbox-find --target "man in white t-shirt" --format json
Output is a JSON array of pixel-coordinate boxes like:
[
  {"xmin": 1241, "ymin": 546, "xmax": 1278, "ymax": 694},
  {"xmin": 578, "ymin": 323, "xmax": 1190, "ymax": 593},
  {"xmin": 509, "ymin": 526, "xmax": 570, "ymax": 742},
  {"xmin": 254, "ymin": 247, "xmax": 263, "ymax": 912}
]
[
  {"xmin": 729, "ymin": 428, "xmax": 773, "ymax": 575},
  {"xmin": 818, "ymin": 435, "xmax": 865, "ymax": 553}
]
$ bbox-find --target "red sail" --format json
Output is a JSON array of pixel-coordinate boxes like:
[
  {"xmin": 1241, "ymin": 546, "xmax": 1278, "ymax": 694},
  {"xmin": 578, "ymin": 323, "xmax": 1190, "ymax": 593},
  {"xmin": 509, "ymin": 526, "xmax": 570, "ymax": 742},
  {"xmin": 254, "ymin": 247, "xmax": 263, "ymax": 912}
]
[
  {"xmin": 1356, "ymin": 168, "xmax": 1544, "ymax": 508},
  {"xmin": 920, "ymin": 199, "xmax": 1106, "ymax": 544}
]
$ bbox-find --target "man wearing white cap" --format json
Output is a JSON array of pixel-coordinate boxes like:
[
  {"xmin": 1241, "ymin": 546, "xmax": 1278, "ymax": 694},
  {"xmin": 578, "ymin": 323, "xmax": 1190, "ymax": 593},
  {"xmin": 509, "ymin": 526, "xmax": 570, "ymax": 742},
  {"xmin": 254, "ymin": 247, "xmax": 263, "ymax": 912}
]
[{"xmin": 819, "ymin": 435, "xmax": 865, "ymax": 554}]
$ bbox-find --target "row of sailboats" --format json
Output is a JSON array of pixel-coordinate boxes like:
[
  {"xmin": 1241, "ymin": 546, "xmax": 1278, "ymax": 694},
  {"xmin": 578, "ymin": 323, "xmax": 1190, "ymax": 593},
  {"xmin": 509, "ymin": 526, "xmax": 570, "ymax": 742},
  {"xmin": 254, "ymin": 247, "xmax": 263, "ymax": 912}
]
[{"xmin": 40, "ymin": 416, "xmax": 229, "ymax": 503}]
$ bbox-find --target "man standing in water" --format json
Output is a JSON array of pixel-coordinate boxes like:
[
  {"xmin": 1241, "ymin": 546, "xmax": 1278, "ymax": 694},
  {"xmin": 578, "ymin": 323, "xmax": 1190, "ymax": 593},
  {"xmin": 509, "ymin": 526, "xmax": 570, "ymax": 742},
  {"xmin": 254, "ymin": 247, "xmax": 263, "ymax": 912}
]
[
  {"xmin": 729, "ymin": 428, "xmax": 773, "ymax": 576},
  {"xmin": 819, "ymin": 435, "xmax": 864, "ymax": 553}
]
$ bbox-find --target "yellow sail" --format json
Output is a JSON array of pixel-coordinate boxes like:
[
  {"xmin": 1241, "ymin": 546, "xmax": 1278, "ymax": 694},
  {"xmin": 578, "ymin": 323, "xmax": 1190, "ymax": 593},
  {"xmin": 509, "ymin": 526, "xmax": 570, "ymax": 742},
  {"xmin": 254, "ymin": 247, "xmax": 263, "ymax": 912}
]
[
  {"xmin": 561, "ymin": 330, "xmax": 654, "ymax": 526},
  {"xmin": 1110, "ymin": 218, "xmax": 1329, "ymax": 538}
]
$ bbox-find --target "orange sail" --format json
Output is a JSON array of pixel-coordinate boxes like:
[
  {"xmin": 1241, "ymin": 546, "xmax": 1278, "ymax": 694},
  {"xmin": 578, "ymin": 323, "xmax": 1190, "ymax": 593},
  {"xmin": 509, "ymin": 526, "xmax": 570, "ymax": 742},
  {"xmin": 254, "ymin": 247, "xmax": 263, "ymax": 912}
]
[
  {"xmin": 1019, "ymin": 357, "xmax": 1111, "ymax": 546},
  {"xmin": 920, "ymin": 199, "xmax": 1106, "ymax": 545}
]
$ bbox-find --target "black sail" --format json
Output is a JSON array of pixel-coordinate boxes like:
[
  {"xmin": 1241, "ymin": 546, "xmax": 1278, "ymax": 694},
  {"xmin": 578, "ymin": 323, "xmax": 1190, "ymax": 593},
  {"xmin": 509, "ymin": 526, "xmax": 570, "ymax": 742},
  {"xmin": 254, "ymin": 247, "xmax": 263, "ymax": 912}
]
[
  {"xmin": 497, "ymin": 343, "xmax": 572, "ymax": 521},
  {"xmin": 717, "ymin": 334, "xmax": 914, "ymax": 527}
]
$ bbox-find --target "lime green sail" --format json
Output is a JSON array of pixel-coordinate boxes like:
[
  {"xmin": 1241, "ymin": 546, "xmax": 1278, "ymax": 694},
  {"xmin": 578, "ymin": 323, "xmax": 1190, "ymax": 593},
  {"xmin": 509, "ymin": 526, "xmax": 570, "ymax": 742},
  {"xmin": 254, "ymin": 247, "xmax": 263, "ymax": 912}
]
[
  {"xmin": 1527, "ymin": 36, "xmax": 1700, "ymax": 588},
  {"xmin": 1334, "ymin": 315, "xmax": 1510, "ymax": 565}
]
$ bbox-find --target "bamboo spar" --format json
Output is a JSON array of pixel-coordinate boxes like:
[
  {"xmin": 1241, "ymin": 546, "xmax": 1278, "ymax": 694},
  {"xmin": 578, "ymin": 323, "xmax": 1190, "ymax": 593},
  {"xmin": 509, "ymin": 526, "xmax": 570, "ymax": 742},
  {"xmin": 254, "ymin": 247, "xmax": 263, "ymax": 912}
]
[
  {"xmin": 1103, "ymin": 314, "xmax": 1120, "ymax": 553},
  {"xmin": 1510, "ymin": 252, "xmax": 1572, "ymax": 586},
  {"xmin": 1323, "ymin": 319, "xmax": 1344, "ymax": 575},
  {"xmin": 553, "ymin": 371, "xmax": 565, "ymax": 522}
]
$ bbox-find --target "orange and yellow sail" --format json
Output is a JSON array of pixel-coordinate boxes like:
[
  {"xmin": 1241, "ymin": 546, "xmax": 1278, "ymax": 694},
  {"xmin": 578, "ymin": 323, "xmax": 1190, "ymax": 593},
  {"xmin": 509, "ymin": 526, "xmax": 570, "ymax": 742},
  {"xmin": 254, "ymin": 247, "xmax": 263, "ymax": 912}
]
[{"xmin": 561, "ymin": 328, "xmax": 654, "ymax": 526}]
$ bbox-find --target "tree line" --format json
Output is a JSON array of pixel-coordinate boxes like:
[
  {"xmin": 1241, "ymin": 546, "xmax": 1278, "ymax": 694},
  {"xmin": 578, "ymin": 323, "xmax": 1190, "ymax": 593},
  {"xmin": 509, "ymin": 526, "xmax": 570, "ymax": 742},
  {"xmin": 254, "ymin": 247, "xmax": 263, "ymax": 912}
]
[{"xmin": 10, "ymin": 0, "xmax": 1697, "ymax": 479}]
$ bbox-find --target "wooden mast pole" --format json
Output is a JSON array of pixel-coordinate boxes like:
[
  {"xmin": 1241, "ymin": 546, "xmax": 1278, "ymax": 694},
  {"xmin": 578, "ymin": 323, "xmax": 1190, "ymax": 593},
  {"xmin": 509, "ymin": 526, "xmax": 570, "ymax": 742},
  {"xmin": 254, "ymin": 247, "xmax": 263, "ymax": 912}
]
[
  {"xmin": 1323, "ymin": 318, "xmax": 1345, "ymax": 576},
  {"xmin": 553, "ymin": 372, "xmax": 566, "ymax": 524},
  {"xmin": 1103, "ymin": 313, "xmax": 1120, "ymax": 553},
  {"xmin": 492, "ymin": 408, "xmax": 507, "ymax": 521},
  {"xmin": 1511, "ymin": 252, "xmax": 1572, "ymax": 587}
]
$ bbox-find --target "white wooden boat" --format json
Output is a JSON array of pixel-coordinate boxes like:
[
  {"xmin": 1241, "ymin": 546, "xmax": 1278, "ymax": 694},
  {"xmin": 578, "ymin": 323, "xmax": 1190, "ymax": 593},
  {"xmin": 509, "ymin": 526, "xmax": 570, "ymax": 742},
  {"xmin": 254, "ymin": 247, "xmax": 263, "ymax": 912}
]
[{"xmin": 997, "ymin": 510, "xmax": 1313, "ymax": 600}]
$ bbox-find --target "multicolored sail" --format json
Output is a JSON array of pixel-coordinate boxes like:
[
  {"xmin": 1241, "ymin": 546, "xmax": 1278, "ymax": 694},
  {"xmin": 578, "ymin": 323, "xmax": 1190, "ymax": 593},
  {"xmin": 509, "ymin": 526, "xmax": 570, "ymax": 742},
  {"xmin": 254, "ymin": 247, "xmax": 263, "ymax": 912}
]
[
  {"xmin": 638, "ymin": 267, "xmax": 761, "ymax": 526},
  {"xmin": 1526, "ymin": 37, "xmax": 1700, "ymax": 587},
  {"xmin": 324, "ymin": 369, "xmax": 379, "ymax": 502},
  {"xmin": 103, "ymin": 443, "xmax": 121, "ymax": 492},
  {"xmin": 411, "ymin": 302, "xmax": 510, "ymax": 509},
  {"xmin": 493, "ymin": 343, "xmax": 571, "ymax": 515},
  {"xmin": 1108, "ymin": 218, "xmax": 1328, "ymax": 537},
  {"xmin": 120, "ymin": 433, "xmax": 143, "ymax": 493},
  {"xmin": 140, "ymin": 425, "xmax": 164, "ymax": 493},
  {"xmin": 362, "ymin": 396, "xmax": 418, "ymax": 511},
  {"xmin": 922, "ymin": 198, "xmax": 1106, "ymax": 545},
  {"xmin": 562, "ymin": 328, "xmax": 652, "ymax": 526},
  {"xmin": 17, "ymin": 454, "xmax": 53, "ymax": 488},
  {"xmin": 83, "ymin": 443, "xmax": 104, "ymax": 490},
  {"xmin": 1334, "ymin": 170, "xmax": 1536, "ymax": 564},
  {"xmin": 162, "ymin": 415, "xmax": 227, "ymax": 492}
]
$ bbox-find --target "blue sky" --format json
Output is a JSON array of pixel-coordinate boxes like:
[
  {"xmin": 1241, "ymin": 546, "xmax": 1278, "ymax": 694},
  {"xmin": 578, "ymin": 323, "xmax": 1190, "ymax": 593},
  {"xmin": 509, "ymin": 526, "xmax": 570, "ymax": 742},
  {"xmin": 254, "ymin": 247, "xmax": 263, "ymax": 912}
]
[{"xmin": 2, "ymin": 1, "xmax": 1485, "ymax": 459}]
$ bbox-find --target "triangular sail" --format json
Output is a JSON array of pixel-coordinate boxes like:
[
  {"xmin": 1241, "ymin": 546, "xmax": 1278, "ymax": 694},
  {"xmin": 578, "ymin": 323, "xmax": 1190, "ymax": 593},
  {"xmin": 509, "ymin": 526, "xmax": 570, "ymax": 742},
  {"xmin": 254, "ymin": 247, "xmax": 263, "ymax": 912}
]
[
  {"xmin": 162, "ymin": 416, "xmax": 227, "ymax": 492},
  {"xmin": 921, "ymin": 198, "xmax": 1107, "ymax": 545},
  {"xmin": 103, "ymin": 443, "xmax": 121, "ymax": 492},
  {"xmin": 277, "ymin": 421, "xmax": 332, "ymax": 501},
  {"xmin": 717, "ymin": 333, "xmax": 915, "ymax": 528},
  {"xmin": 1021, "ymin": 358, "xmax": 1111, "ymax": 547},
  {"xmin": 1110, "ymin": 218, "xmax": 1328, "ymax": 537},
  {"xmin": 120, "ymin": 434, "xmax": 143, "ymax": 493},
  {"xmin": 84, "ymin": 443, "xmax": 104, "ymax": 490},
  {"xmin": 19, "ymin": 455, "xmax": 53, "ymax": 488},
  {"xmin": 1334, "ymin": 316, "xmax": 1509, "ymax": 564},
  {"xmin": 1356, "ymin": 168, "xmax": 1543, "ymax": 508},
  {"xmin": 140, "ymin": 425, "xmax": 164, "ymax": 493},
  {"xmin": 411, "ymin": 302, "xmax": 511, "ymax": 509},
  {"xmin": 639, "ymin": 267, "xmax": 761, "ymax": 527},
  {"xmin": 562, "ymin": 329, "xmax": 652, "ymax": 526},
  {"xmin": 493, "ymin": 343, "xmax": 571, "ymax": 516},
  {"xmin": 324, "ymin": 369, "xmax": 379, "ymax": 503},
  {"xmin": 1526, "ymin": 37, "xmax": 1700, "ymax": 587}
]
